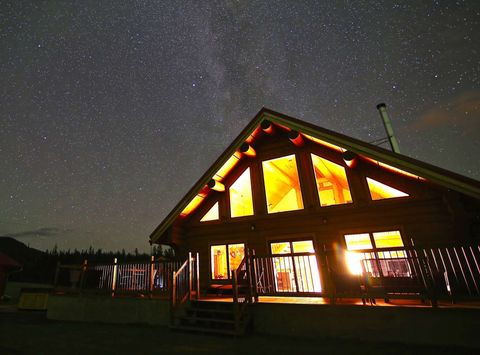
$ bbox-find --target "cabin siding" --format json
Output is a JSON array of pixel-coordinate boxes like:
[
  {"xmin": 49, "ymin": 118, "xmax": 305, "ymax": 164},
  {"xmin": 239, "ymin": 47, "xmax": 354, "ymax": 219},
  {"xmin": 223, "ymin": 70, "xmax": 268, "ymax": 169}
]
[{"xmin": 156, "ymin": 117, "xmax": 480, "ymax": 293}]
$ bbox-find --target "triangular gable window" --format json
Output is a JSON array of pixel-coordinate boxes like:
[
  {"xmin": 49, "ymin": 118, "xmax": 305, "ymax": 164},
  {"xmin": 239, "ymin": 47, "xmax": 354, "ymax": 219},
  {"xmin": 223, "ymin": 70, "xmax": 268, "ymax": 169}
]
[
  {"xmin": 229, "ymin": 168, "xmax": 254, "ymax": 218},
  {"xmin": 311, "ymin": 154, "xmax": 352, "ymax": 206},
  {"xmin": 200, "ymin": 202, "xmax": 219, "ymax": 222},
  {"xmin": 366, "ymin": 177, "xmax": 409, "ymax": 200}
]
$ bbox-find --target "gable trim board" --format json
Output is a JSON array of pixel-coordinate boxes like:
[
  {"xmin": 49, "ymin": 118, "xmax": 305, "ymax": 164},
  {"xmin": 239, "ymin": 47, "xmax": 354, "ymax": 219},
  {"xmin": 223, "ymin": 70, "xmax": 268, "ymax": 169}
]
[{"xmin": 150, "ymin": 107, "xmax": 480, "ymax": 245}]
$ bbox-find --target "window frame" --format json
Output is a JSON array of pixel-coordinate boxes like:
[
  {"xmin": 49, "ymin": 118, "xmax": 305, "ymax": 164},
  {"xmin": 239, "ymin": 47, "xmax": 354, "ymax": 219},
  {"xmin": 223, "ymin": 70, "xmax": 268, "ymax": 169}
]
[
  {"xmin": 260, "ymin": 153, "xmax": 306, "ymax": 215},
  {"xmin": 343, "ymin": 229, "xmax": 410, "ymax": 278},
  {"xmin": 309, "ymin": 152, "xmax": 354, "ymax": 208},
  {"xmin": 209, "ymin": 241, "xmax": 246, "ymax": 281}
]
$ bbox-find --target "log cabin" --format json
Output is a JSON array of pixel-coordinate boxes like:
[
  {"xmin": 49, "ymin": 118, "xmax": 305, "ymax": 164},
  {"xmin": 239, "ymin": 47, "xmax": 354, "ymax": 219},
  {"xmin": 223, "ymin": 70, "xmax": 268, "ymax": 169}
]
[{"xmin": 149, "ymin": 107, "xmax": 480, "ymax": 302}]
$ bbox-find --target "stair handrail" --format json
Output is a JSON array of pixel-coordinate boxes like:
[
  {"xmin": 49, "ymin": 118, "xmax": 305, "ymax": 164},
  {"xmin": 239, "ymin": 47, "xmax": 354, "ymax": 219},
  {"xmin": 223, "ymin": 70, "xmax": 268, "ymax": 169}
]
[
  {"xmin": 232, "ymin": 248, "xmax": 252, "ymax": 333},
  {"xmin": 171, "ymin": 252, "xmax": 199, "ymax": 325}
]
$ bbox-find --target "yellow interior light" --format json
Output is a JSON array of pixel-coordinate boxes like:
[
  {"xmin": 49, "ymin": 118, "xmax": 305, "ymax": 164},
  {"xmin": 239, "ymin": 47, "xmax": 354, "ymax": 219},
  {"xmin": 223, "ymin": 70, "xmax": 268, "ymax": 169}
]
[
  {"xmin": 229, "ymin": 168, "xmax": 254, "ymax": 218},
  {"xmin": 211, "ymin": 245, "xmax": 227, "ymax": 279},
  {"xmin": 200, "ymin": 202, "xmax": 219, "ymax": 222},
  {"xmin": 372, "ymin": 230, "xmax": 404, "ymax": 248},
  {"xmin": 292, "ymin": 240, "xmax": 315, "ymax": 253},
  {"xmin": 367, "ymin": 177, "xmax": 409, "ymax": 200},
  {"xmin": 262, "ymin": 155, "xmax": 304, "ymax": 214},
  {"xmin": 344, "ymin": 233, "xmax": 373, "ymax": 251},
  {"xmin": 228, "ymin": 243, "xmax": 245, "ymax": 271},
  {"xmin": 311, "ymin": 154, "xmax": 353, "ymax": 206}
]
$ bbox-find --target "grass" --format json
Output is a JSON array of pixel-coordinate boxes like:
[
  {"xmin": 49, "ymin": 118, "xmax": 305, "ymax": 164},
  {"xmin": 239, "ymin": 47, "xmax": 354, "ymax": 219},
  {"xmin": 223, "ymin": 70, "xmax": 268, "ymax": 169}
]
[{"xmin": 0, "ymin": 309, "xmax": 477, "ymax": 355}]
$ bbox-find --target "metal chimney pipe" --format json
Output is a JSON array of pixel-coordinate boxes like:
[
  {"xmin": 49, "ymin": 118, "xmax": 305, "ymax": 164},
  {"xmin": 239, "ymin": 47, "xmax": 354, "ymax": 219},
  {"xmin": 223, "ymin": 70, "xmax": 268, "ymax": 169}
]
[{"xmin": 376, "ymin": 103, "xmax": 401, "ymax": 153}]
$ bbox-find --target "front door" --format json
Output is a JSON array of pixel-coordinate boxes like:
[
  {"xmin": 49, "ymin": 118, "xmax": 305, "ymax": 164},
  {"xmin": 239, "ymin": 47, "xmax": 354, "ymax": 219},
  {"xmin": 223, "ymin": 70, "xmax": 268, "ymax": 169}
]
[{"xmin": 269, "ymin": 240, "xmax": 322, "ymax": 293}]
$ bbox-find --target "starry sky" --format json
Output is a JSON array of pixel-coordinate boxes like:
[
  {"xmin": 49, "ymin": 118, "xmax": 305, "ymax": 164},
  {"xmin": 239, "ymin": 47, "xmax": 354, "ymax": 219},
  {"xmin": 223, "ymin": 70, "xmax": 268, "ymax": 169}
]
[{"xmin": 1, "ymin": 1, "xmax": 479, "ymax": 253}]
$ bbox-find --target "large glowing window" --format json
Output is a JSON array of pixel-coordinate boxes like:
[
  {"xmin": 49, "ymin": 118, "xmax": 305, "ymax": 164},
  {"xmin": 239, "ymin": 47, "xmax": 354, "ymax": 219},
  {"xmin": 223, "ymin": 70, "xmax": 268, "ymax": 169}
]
[
  {"xmin": 262, "ymin": 155, "xmax": 304, "ymax": 214},
  {"xmin": 210, "ymin": 243, "xmax": 245, "ymax": 280},
  {"xmin": 344, "ymin": 230, "xmax": 410, "ymax": 277},
  {"xmin": 211, "ymin": 245, "xmax": 227, "ymax": 279},
  {"xmin": 345, "ymin": 233, "xmax": 373, "ymax": 251},
  {"xmin": 229, "ymin": 168, "xmax": 254, "ymax": 218},
  {"xmin": 372, "ymin": 231, "xmax": 404, "ymax": 248},
  {"xmin": 366, "ymin": 177, "xmax": 409, "ymax": 200},
  {"xmin": 311, "ymin": 154, "xmax": 352, "ymax": 206},
  {"xmin": 270, "ymin": 239, "xmax": 321, "ymax": 293},
  {"xmin": 200, "ymin": 202, "xmax": 219, "ymax": 222}
]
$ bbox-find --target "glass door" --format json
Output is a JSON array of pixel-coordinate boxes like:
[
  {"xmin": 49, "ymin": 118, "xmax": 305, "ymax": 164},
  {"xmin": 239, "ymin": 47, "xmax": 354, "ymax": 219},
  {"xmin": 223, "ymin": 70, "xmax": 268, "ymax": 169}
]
[{"xmin": 270, "ymin": 240, "xmax": 322, "ymax": 293}]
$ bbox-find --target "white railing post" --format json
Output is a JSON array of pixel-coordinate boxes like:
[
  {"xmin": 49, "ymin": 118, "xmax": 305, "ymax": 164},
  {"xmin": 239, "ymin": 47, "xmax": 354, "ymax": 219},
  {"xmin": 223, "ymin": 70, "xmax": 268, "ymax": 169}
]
[
  {"xmin": 196, "ymin": 252, "xmax": 200, "ymax": 299},
  {"xmin": 112, "ymin": 258, "xmax": 118, "ymax": 297}
]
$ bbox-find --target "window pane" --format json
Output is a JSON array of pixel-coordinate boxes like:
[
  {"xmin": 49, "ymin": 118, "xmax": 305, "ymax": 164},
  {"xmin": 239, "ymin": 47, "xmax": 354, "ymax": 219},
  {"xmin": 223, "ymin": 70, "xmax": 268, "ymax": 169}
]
[
  {"xmin": 211, "ymin": 245, "xmax": 227, "ymax": 279},
  {"xmin": 271, "ymin": 242, "xmax": 291, "ymax": 254},
  {"xmin": 311, "ymin": 154, "xmax": 352, "ymax": 206},
  {"xmin": 366, "ymin": 177, "xmax": 409, "ymax": 200},
  {"xmin": 200, "ymin": 202, "xmax": 219, "ymax": 222},
  {"xmin": 373, "ymin": 230, "xmax": 404, "ymax": 248},
  {"xmin": 292, "ymin": 240, "xmax": 315, "ymax": 253},
  {"xmin": 229, "ymin": 168, "xmax": 254, "ymax": 218},
  {"xmin": 228, "ymin": 244, "xmax": 245, "ymax": 271},
  {"xmin": 344, "ymin": 233, "xmax": 373, "ymax": 250},
  {"xmin": 262, "ymin": 155, "xmax": 304, "ymax": 213}
]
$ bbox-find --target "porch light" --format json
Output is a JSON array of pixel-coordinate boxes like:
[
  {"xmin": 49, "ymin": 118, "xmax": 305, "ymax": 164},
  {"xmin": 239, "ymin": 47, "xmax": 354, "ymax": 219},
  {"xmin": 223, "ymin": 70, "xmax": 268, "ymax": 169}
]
[
  {"xmin": 261, "ymin": 120, "xmax": 275, "ymax": 134},
  {"xmin": 288, "ymin": 130, "xmax": 304, "ymax": 147},
  {"xmin": 240, "ymin": 142, "xmax": 256, "ymax": 157},
  {"xmin": 342, "ymin": 151, "xmax": 357, "ymax": 168},
  {"xmin": 207, "ymin": 179, "xmax": 225, "ymax": 192}
]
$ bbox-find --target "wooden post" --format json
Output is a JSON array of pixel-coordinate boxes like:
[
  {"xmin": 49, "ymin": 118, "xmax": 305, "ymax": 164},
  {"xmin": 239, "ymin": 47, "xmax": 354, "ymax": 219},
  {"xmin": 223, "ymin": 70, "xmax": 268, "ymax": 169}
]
[
  {"xmin": 112, "ymin": 258, "xmax": 118, "ymax": 297},
  {"xmin": 195, "ymin": 252, "xmax": 200, "ymax": 299},
  {"xmin": 188, "ymin": 252, "xmax": 193, "ymax": 300},
  {"xmin": 232, "ymin": 270, "xmax": 238, "ymax": 304},
  {"xmin": 149, "ymin": 255, "xmax": 155, "ymax": 296},
  {"xmin": 251, "ymin": 249, "xmax": 259, "ymax": 303}
]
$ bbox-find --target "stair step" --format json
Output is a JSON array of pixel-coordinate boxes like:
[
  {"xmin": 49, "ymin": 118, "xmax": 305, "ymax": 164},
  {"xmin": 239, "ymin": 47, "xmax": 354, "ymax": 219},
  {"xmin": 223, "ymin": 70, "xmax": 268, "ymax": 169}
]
[
  {"xmin": 180, "ymin": 315, "xmax": 235, "ymax": 324},
  {"xmin": 171, "ymin": 324, "xmax": 241, "ymax": 336}
]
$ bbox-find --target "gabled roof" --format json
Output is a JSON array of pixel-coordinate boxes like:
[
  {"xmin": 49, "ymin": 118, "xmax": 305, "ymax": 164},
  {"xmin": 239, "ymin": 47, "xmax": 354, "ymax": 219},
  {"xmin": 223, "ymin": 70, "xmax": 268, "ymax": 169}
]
[{"xmin": 150, "ymin": 107, "xmax": 480, "ymax": 244}]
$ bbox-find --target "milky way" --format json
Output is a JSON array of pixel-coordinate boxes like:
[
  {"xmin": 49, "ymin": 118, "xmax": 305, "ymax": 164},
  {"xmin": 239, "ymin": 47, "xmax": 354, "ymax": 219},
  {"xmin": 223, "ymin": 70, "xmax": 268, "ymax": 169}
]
[{"xmin": 1, "ymin": 1, "xmax": 479, "ymax": 252}]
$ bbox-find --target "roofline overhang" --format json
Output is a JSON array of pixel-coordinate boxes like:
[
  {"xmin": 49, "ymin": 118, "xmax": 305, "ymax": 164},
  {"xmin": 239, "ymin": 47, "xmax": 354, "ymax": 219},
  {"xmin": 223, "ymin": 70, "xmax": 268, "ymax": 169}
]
[{"xmin": 149, "ymin": 107, "xmax": 480, "ymax": 244}]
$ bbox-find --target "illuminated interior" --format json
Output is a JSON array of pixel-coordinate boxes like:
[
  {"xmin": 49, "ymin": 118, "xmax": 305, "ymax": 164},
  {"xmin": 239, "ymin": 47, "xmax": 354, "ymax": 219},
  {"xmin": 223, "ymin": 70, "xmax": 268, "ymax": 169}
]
[
  {"xmin": 372, "ymin": 230, "xmax": 404, "ymax": 248},
  {"xmin": 200, "ymin": 202, "xmax": 219, "ymax": 222},
  {"xmin": 270, "ymin": 240, "xmax": 321, "ymax": 293},
  {"xmin": 210, "ymin": 243, "xmax": 245, "ymax": 280},
  {"xmin": 344, "ymin": 233, "xmax": 373, "ymax": 251},
  {"xmin": 229, "ymin": 168, "xmax": 254, "ymax": 218},
  {"xmin": 311, "ymin": 154, "xmax": 352, "ymax": 206},
  {"xmin": 262, "ymin": 155, "xmax": 304, "ymax": 214},
  {"xmin": 228, "ymin": 243, "xmax": 245, "ymax": 271},
  {"xmin": 344, "ymin": 230, "xmax": 410, "ymax": 277},
  {"xmin": 367, "ymin": 177, "xmax": 409, "ymax": 200},
  {"xmin": 211, "ymin": 245, "xmax": 227, "ymax": 279}
]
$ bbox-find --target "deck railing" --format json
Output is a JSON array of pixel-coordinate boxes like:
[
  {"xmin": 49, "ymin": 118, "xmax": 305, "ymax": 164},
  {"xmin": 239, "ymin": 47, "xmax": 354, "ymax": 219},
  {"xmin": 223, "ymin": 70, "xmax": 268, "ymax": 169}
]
[
  {"xmin": 54, "ymin": 257, "xmax": 182, "ymax": 297},
  {"xmin": 170, "ymin": 252, "xmax": 199, "ymax": 324}
]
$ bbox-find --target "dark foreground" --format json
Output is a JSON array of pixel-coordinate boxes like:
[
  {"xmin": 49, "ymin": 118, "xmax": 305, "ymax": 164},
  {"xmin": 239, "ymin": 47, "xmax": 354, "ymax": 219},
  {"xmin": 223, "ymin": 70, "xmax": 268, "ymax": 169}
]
[{"xmin": 0, "ymin": 309, "xmax": 477, "ymax": 355}]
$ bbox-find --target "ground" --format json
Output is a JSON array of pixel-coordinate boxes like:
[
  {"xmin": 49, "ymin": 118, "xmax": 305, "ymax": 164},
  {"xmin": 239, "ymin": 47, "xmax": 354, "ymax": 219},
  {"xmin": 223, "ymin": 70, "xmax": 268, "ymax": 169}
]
[{"xmin": 0, "ymin": 307, "xmax": 477, "ymax": 355}]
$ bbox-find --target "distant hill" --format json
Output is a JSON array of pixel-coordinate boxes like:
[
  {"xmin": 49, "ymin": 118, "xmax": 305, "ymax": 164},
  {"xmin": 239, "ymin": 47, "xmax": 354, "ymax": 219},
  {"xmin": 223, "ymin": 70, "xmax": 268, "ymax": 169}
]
[{"xmin": 0, "ymin": 237, "xmax": 45, "ymax": 265}]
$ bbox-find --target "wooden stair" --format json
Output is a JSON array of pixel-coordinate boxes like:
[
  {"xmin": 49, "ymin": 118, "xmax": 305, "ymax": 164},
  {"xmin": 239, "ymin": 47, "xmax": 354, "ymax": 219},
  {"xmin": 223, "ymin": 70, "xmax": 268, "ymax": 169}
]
[{"xmin": 170, "ymin": 300, "xmax": 251, "ymax": 336}]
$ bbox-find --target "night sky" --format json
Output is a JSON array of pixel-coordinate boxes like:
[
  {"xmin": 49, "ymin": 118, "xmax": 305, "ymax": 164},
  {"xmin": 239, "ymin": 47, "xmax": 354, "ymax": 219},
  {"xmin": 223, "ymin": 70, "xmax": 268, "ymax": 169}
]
[{"xmin": 1, "ymin": 1, "xmax": 479, "ymax": 253}]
